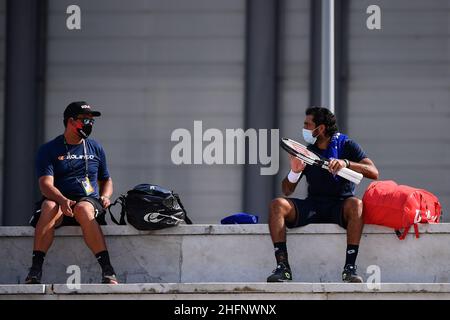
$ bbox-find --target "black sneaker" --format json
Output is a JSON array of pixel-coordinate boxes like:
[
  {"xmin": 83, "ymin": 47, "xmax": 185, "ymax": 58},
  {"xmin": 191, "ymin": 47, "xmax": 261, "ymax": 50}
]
[
  {"xmin": 101, "ymin": 266, "xmax": 118, "ymax": 284},
  {"xmin": 342, "ymin": 264, "xmax": 363, "ymax": 283},
  {"xmin": 25, "ymin": 268, "xmax": 42, "ymax": 284},
  {"xmin": 267, "ymin": 262, "xmax": 292, "ymax": 282}
]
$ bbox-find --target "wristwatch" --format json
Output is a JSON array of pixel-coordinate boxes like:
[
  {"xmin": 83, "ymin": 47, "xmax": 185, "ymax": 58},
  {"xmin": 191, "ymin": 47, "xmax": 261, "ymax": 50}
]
[{"xmin": 344, "ymin": 159, "xmax": 350, "ymax": 168}]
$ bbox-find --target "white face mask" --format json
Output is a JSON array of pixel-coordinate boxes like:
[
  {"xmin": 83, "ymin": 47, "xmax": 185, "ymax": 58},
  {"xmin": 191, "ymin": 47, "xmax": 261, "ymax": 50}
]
[{"xmin": 302, "ymin": 127, "xmax": 319, "ymax": 144}]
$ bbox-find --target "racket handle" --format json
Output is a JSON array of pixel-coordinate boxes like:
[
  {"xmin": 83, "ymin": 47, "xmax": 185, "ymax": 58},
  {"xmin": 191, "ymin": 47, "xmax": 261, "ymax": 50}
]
[{"xmin": 337, "ymin": 167, "xmax": 363, "ymax": 184}]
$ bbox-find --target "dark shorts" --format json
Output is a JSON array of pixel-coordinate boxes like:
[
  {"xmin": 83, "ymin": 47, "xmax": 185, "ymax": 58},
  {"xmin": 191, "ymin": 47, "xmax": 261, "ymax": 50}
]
[
  {"xmin": 29, "ymin": 196, "xmax": 106, "ymax": 228},
  {"xmin": 285, "ymin": 197, "xmax": 348, "ymax": 229}
]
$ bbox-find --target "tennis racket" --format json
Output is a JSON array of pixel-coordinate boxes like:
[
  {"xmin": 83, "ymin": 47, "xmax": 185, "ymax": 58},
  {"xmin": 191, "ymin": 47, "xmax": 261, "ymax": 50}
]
[{"xmin": 280, "ymin": 137, "xmax": 363, "ymax": 185}]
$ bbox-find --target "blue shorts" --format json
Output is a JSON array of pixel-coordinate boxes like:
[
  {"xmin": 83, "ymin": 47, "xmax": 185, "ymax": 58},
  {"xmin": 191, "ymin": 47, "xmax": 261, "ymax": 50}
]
[{"xmin": 286, "ymin": 197, "xmax": 348, "ymax": 229}]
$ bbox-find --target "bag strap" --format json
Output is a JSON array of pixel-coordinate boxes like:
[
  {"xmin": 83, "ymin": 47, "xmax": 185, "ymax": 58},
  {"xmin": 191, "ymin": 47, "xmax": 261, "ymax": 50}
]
[
  {"xmin": 107, "ymin": 195, "xmax": 127, "ymax": 225},
  {"xmin": 173, "ymin": 193, "xmax": 192, "ymax": 225},
  {"xmin": 397, "ymin": 225, "xmax": 411, "ymax": 240},
  {"xmin": 396, "ymin": 223, "xmax": 420, "ymax": 240},
  {"xmin": 414, "ymin": 223, "xmax": 420, "ymax": 239},
  {"xmin": 435, "ymin": 203, "xmax": 442, "ymax": 222}
]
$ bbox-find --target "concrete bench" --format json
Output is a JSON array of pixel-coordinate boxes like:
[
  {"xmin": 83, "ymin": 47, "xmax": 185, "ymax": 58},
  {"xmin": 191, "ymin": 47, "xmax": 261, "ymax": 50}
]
[
  {"xmin": 1, "ymin": 224, "xmax": 450, "ymax": 285},
  {"xmin": 2, "ymin": 283, "xmax": 450, "ymax": 300}
]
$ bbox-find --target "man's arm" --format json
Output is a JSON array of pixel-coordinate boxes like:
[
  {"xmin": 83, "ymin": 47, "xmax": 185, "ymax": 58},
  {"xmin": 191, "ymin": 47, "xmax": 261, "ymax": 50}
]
[
  {"xmin": 98, "ymin": 178, "xmax": 113, "ymax": 208},
  {"xmin": 328, "ymin": 158, "xmax": 379, "ymax": 180},
  {"xmin": 282, "ymin": 178, "xmax": 299, "ymax": 197},
  {"xmin": 39, "ymin": 176, "xmax": 76, "ymax": 216},
  {"xmin": 282, "ymin": 155, "xmax": 306, "ymax": 197},
  {"xmin": 347, "ymin": 158, "xmax": 379, "ymax": 180}
]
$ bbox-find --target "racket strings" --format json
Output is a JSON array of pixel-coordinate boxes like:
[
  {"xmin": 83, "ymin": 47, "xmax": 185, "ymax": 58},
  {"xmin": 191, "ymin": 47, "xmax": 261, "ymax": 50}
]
[{"xmin": 285, "ymin": 141, "xmax": 318, "ymax": 160}]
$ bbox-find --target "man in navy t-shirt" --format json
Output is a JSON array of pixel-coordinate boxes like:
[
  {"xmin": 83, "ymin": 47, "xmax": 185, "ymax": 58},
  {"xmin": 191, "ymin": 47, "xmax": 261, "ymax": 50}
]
[
  {"xmin": 25, "ymin": 101, "xmax": 118, "ymax": 285},
  {"xmin": 267, "ymin": 107, "xmax": 379, "ymax": 283}
]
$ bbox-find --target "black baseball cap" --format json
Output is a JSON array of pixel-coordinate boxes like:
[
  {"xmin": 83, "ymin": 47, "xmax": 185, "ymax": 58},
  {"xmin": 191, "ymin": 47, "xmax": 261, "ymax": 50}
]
[{"xmin": 63, "ymin": 101, "xmax": 101, "ymax": 120}]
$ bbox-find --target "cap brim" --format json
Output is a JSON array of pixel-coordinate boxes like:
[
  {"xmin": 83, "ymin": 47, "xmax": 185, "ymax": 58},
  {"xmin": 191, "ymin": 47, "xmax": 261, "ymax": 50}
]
[{"xmin": 80, "ymin": 110, "xmax": 101, "ymax": 117}]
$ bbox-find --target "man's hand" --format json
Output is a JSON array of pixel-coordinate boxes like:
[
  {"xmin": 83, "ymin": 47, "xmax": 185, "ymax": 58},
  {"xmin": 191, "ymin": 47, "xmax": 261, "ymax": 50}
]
[
  {"xmin": 283, "ymin": 155, "xmax": 306, "ymax": 196},
  {"xmin": 328, "ymin": 158, "xmax": 346, "ymax": 175},
  {"xmin": 60, "ymin": 198, "xmax": 76, "ymax": 217},
  {"xmin": 100, "ymin": 196, "xmax": 111, "ymax": 208},
  {"xmin": 289, "ymin": 155, "xmax": 306, "ymax": 173}
]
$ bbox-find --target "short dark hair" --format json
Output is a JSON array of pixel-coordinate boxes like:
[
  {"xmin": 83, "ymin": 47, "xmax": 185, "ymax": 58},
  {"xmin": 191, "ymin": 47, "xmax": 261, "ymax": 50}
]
[{"xmin": 305, "ymin": 106, "xmax": 338, "ymax": 137}]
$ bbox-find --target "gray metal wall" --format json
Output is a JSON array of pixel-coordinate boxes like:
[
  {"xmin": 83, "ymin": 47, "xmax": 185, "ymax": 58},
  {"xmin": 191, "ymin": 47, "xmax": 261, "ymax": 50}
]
[
  {"xmin": 276, "ymin": 0, "xmax": 310, "ymax": 200},
  {"xmin": 0, "ymin": 0, "xmax": 5, "ymax": 224},
  {"xmin": 347, "ymin": 0, "xmax": 450, "ymax": 220},
  {"xmin": 37, "ymin": 0, "xmax": 450, "ymax": 224},
  {"xmin": 45, "ymin": 0, "xmax": 313, "ymax": 224},
  {"xmin": 45, "ymin": 0, "xmax": 246, "ymax": 223}
]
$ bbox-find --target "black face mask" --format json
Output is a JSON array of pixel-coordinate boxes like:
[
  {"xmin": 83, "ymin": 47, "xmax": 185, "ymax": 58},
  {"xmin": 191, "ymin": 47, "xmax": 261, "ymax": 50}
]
[
  {"xmin": 77, "ymin": 123, "xmax": 93, "ymax": 139},
  {"xmin": 73, "ymin": 118, "xmax": 94, "ymax": 139}
]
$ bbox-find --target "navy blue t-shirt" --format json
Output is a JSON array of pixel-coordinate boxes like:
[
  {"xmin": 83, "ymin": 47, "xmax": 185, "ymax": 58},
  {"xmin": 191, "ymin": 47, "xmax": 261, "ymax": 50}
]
[
  {"xmin": 35, "ymin": 135, "xmax": 110, "ymax": 198},
  {"xmin": 301, "ymin": 139, "xmax": 367, "ymax": 199}
]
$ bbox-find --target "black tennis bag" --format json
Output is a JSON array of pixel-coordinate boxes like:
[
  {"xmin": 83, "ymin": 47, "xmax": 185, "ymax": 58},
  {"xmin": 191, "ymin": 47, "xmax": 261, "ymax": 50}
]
[{"xmin": 108, "ymin": 184, "xmax": 192, "ymax": 230}]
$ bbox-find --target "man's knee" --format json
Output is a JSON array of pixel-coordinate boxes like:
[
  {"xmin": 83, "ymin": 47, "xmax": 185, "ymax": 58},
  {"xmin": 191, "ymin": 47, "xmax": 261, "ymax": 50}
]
[
  {"xmin": 270, "ymin": 198, "xmax": 294, "ymax": 218},
  {"xmin": 344, "ymin": 197, "xmax": 363, "ymax": 220},
  {"xmin": 39, "ymin": 200, "xmax": 61, "ymax": 221},
  {"xmin": 41, "ymin": 199, "xmax": 59, "ymax": 213},
  {"xmin": 73, "ymin": 201, "xmax": 96, "ymax": 222}
]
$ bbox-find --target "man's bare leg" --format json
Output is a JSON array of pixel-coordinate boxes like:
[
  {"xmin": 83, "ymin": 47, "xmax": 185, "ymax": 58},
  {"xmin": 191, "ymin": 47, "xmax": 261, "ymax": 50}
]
[
  {"xmin": 342, "ymin": 197, "xmax": 364, "ymax": 283},
  {"xmin": 73, "ymin": 201, "xmax": 118, "ymax": 284},
  {"xmin": 267, "ymin": 198, "xmax": 297, "ymax": 282},
  {"xmin": 26, "ymin": 200, "xmax": 63, "ymax": 284}
]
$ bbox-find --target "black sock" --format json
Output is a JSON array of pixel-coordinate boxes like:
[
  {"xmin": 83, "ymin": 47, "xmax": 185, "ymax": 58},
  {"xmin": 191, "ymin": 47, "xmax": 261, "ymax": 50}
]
[
  {"xmin": 95, "ymin": 250, "xmax": 113, "ymax": 272},
  {"xmin": 31, "ymin": 251, "xmax": 46, "ymax": 270},
  {"xmin": 274, "ymin": 242, "xmax": 289, "ymax": 268},
  {"xmin": 345, "ymin": 244, "xmax": 359, "ymax": 267}
]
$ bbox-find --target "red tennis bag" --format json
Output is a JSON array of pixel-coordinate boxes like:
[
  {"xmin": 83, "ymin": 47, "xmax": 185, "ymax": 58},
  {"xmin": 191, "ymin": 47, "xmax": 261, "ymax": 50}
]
[{"xmin": 362, "ymin": 180, "xmax": 441, "ymax": 240}]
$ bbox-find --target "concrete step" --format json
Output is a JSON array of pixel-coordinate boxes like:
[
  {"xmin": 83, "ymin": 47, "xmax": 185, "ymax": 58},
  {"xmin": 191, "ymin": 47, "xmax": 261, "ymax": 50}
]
[
  {"xmin": 1, "ymin": 283, "xmax": 450, "ymax": 300},
  {"xmin": 1, "ymin": 224, "xmax": 450, "ymax": 284}
]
